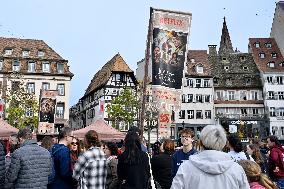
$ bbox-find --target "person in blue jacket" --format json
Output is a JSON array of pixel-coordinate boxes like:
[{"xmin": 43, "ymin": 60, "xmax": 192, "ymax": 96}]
[
  {"xmin": 48, "ymin": 127, "xmax": 76, "ymax": 189},
  {"xmin": 172, "ymin": 128, "xmax": 197, "ymax": 178}
]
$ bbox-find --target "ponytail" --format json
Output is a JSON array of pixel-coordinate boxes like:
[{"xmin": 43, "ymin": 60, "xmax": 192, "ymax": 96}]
[{"xmin": 259, "ymin": 173, "xmax": 278, "ymax": 189}]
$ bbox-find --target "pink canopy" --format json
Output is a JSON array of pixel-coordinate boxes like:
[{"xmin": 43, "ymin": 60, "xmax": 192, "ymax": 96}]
[
  {"xmin": 0, "ymin": 119, "xmax": 19, "ymax": 139},
  {"xmin": 73, "ymin": 119, "xmax": 125, "ymax": 141}
]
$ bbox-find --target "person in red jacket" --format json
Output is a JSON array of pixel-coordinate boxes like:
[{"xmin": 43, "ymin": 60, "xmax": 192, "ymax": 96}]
[{"xmin": 267, "ymin": 135, "xmax": 284, "ymax": 188}]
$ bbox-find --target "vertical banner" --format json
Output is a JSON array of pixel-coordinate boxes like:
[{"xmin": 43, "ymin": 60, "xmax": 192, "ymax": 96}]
[
  {"xmin": 150, "ymin": 8, "xmax": 192, "ymax": 138},
  {"xmin": 99, "ymin": 96, "xmax": 105, "ymax": 117},
  {"xmin": 38, "ymin": 90, "xmax": 58, "ymax": 134}
]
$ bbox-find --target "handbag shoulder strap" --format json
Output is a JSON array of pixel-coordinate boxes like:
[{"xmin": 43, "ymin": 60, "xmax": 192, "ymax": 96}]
[{"xmin": 147, "ymin": 153, "xmax": 156, "ymax": 189}]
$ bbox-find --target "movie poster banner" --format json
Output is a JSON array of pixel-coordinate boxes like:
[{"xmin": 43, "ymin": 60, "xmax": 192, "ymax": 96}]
[
  {"xmin": 150, "ymin": 8, "xmax": 192, "ymax": 138},
  {"xmin": 38, "ymin": 90, "xmax": 58, "ymax": 134}
]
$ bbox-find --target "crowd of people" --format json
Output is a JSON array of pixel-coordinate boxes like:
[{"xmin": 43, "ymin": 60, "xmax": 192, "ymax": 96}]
[{"xmin": 0, "ymin": 124, "xmax": 284, "ymax": 189}]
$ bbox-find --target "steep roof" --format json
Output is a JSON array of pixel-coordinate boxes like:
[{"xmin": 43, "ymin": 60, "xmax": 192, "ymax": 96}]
[
  {"xmin": 219, "ymin": 17, "xmax": 234, "ymax": 55},
  {"xmin": 0, "ymin": 37, "xmax": 63, "ymax": 60},
  {"xmin": 249, "ymin": 38, "xmax": 284, "ymax": 73},
  {"xmin": 84, "ymin": 53, "xmax": 133, "ymax": 96},
  {"xmin": 186, "ymin": 50, "xmax": 211, "ymax": 76}
]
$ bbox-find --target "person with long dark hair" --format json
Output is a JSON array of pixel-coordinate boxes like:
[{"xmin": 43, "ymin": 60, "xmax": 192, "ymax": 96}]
[
  {"xmin": 117, "ymin": 132, "xmax": 150, "ymax": 189},
  {"xmin": 227, "ymin": 134, "xmax": 247, "ymax": 161},
  {"xmin": 104, "ymin": 142, "xmax": 119, "ymax": 189},
  {"xmin": 246, "ymin": 144, "xmax": 268, "ymax": 173}
]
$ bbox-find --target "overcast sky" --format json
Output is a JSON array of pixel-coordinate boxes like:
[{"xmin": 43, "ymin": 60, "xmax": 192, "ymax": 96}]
[{"xmin": 0, "ymin": 0, "xmax": 278, "ymax": 106}]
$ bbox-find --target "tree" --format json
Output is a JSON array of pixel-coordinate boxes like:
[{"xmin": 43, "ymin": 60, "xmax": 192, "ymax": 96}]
[
  {"xmin": 144, "ymin": 103, "xmax": 159, "ymax": 149},
  {"xmin": 4, "ymin": 76, "xmax": 39, "ymax": 129},
  {"xmin": 106, "ymin": 87, "xmax": 140, "ymax": 130}
]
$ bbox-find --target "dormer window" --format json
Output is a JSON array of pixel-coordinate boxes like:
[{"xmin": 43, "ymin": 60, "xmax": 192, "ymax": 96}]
[
  {"xmin": 0, "ymin": 59, "xmax": 3, "ymax": 70},
  {"xmin": 38, "ymin": 50, "xmax": 45, "ymax": 58},
  {"xmin": 259, "ymin": 53, "xmax": 265, "ymax": 59},
  {"xmin": 4, "ymin": 48, "xmax": 12, "ymax": 56},
  {"xmin": 22, "ymin": 50, "xmax": 30, "ymax": 57},
  {"xmin": 240, "ymin": 56, "xmax": 246, "ymax": 61},
  {"xmin": 57, "ymin": 63, "xmax": 64, "ymax": 73},
  {"xmin": 42, "ymin": 62, "xmax": 50, "ymax": 72},
  {"xmin": 271, "ymin": 53, "xmax": 277, "ymax": 58},
  {"xmin": 196, "ymin": 65, "xmax": 203, "ymax": 74},
  {"xmin": 190, "ymin": 58, "xmax": 195, "ymax": 63},
  {"xmin": 254, "ymin": 42, "xmax": 260, "ymax": 48},
  {"xmin": 224, "ymin": 66, "xmax": 229, "ymax": 71},
  {"xmin": 226, "ymin": 78, "xmax": 232, "ymax": 85},
  {"xmin": 222, "ymin": 57, "xmax": 227, "ymax": 61},
  {"xmin": 246, "ymin": 78, "xmax": 251, "ymax": 85},
  {"xmin": 243, "ymin": 66, "xmax": 248, "ymax": 71},
  {"xmin": 12, "ymin": 60, "xmax": 20, "ymax": 72},
  {"xmin": 280, "ymin": 62, "xmax": 284, "ymax": 67},
  {"xmin": 267, "ymin": 61, "xmax": 275, "ymax": 68},
  {"xmin": 265, "ymin": 43, "xmax": 272, "ymax": 48}
]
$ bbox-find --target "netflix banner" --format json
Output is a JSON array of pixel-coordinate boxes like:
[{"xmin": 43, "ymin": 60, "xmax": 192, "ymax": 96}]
[
  {"xmin": 149, "ymin": 8, "xmax": 192, "ymax": 138},
  {"xmin": 38, "ymin": 90, "xmax": 58, "ymax": 134}
]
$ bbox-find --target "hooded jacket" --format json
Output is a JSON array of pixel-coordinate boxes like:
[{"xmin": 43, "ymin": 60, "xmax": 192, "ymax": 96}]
[
  {"xmin": 268, "ymin": 144, "xmax": 284, "ymax": 179},
  {"xmin": 171, "ymin": 150, "xmax": 249, "ymax": 189}
]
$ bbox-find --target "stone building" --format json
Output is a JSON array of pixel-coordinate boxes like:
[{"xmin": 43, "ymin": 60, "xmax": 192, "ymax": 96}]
[
  {"xmin": 271, "ymin": 1, "xmax": 284, "ymax": 56},
  {"xmin": 249, "ymin": 38, "xmax": 284, "ymax": 139},
  {"xmin": 0, "ymin": 37, "xmax": 73, "ymax": 132},
  {"xmin": 210, "ymin": 19, "xmax": 268, "ymax": 139},
  {"xmin": 175, "ymin": 50, "xmax": 214, "ymax": 137},
  {"xmin": 69, "ymin": 53, "xmax": 137, "ymax": 130}
]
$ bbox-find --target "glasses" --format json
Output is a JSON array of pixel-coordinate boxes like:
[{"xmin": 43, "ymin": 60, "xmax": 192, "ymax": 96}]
[{"xmin": 71, "ymin": 142, "xmax": 78, "ymax": 146}]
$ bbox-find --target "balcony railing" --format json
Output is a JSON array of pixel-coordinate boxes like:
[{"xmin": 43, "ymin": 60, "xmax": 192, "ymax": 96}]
[
  {"xmin": 56, "ymin": 113, "xmax": 64, "ymax": 118},
  {"xmin": 216, "ymin": 113, "xmax": 266, "ymax": 120}
]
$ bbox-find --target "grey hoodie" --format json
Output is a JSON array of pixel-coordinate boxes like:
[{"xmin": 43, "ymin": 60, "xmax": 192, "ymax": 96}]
[{"xmin": 171, "ymin": 150, "xmax": 250, "ymax": 189}]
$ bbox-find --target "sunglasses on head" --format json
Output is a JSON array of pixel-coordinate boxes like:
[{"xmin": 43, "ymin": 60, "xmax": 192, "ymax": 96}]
[{"xmin": 71, "ymin": 142, "xmax": 78, "ymax": 145}]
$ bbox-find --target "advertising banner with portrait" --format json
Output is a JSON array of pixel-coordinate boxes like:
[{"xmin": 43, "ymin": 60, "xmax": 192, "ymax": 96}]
[
  {"xmin": 38, "ymin": 90, "xmax": 58, "ymax": 134},
  {"xmin": 149, "ymin": 8, "xmax": 192, "ymax": 138}
]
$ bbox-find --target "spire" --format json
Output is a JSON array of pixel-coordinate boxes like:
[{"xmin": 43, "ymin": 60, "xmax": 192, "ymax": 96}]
[{"xmin": 219, "ymin": 17, "xmax": 233, "ymax": 55}]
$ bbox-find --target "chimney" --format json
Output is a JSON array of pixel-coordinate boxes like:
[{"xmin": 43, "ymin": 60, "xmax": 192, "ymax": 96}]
[{"xmin": 208, "ymin": 45, "xmax": 217, "ymax": 55}]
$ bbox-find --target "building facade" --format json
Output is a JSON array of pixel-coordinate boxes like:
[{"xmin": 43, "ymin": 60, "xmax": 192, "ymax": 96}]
[
  {"xmin": 249, "ymin": 38, "xmax": 284, "ymax": 139},
  {"xmin": 210, "ymin": 19, "xmax": 268, "ymax": 139},
  {"xmin": 0, "ymin": 37, "xmax": 73, "ymax": 132},
  {"xmin": 271, "ymin": 1, "xmax": 284, "ymax": 56},
  {"xmin": 69, "ymin": 53, "xmax": 138, "ymax": 130}
]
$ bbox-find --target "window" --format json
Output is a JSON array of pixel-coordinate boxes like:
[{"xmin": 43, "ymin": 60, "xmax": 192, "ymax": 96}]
[
  {"xmin": 22, "ymin": 50, "xmax": 30, "ymax": 57},
  {"xmin": 0, "ymin": 59, "xmax": 3, "ymax": 70},
  {"xmin": 226, "ymin": 78, "xmax": 232, "ymax": 85},
  {"xmin": 187, "ymin": 110, "xmax": 194, "ymax": 119},
  {"xmin": 196, "ymin": 65, "xmax": 204, "ymax": 74},
  {"xmin": 267, "ymin": 76, "xmax": 273, "ymax": 83},
  {"xmin": 186, "ymin": 94, "xmax": 193, "ymax": 103},
  {"xmin": 187, "ymin": 79, "xmax": 194, "ymax": 87},
  {"xmin": 252, "ymin": 108, "xmax": 259, "ymax": 116},
  {"xmin": 42, "ymin": 82, "xmax": 50, "ymax": 91},
  {"xmin": 179, "ymin": 110, "xmax": 185, "ymax": 119},
  {"xmin": 240, "ymin": 56, "xmax": 246, "ymax": 61},
  {"xmin": 27, "ymin": 83, "xmax": 35, "ymax": 94},
  {"xmin": 213, "ymin": 77, "xmax": 219, "ymax": 85},
  {"xmin": 254, "ymin": 42, "xmax": 260, "ymax": 48},
  {"xmin": 57, "ymin": 84, "xmax": 65, "ymax": 96},
  {"xmin": 224, "ymin": 66, "xmax": 229, "ymax": 71},
  {"xmin": 280, "ymin": 62, "xmax": 284, "ymax": 67},
  {"xmin": 279, "ymin": 108, "xmax": 284, "ymax": 117},
  {"xmin": 196, "ymin": 94, "xmax": 203, "ymax": 103},
  {"xmin": 11, "ymin": 81, "xmax": 20, "ymax": 90},
  {"xmin": 265, "ymin": 43, "xmax": 272, "ymax": 48},
  {"xmin": 196, "ymin": 110, "xmax": 203, "ymax": 119},
  {"xmin": 205, "ymin": 110, "xmax": 211, "ymax": 119},
  {"xmin": 38, "ymin": 50, "xmax": 45, "ymax": 57},
  {"xmin": 279, "ymin": 92, "xmax": 284, "ymax": 100},
  {"xmin": 190, "ymin": 58, "xmax": 195, "ymax": 63},
  {"xmin": 251, "ymin": 91, "xmax": 258, "ymax": 100},
  {"xmin": 277, "ymin": 76, "xmax": 283, "ymax": 85},
  {"xmin": 204, "ymin": 79, "xmax": 210, "ymax": 87},
  {"xmin": 246, "ymin": 78, "xmax": 251, "ymax": 85},
  {"xmin": 241, "ymin": 108, "xmax": 248, "ymax": 116},
  {"xmin": 243, "ymin": 66, "xmax": 248, "ymax": 71},
  {"xmin": 195, "ymin": 79, "xmax": 201, "ymax": 88},
  {"xmin": 56, "ymin": 103, "xmax": 65, "ymax": 118},
  {"xmin": 228, "ymin": 91, "xmax": 235, "ymax": 100},
  {"xmin": 259, "ymin": 53, "xmax": 265, "ymax": 59},
  {"xmin": 4, "ymin": 49, "xmax": 12, "ymax": 56},
  {"xmin": 42, "ymin": 62, "xmax": 50, "ymax": 72},
  {"xmin": 222, "ymin": 57, "xmax": 227, "ymax": 61},
  {"xmin": 12, "ymin": 60, "xmax": 20, "ymax": 72},
  {"xmin": 267, "ymin": 62, "xmax": 275, "ymax": 68},
  {"xmin": 204, "ymin": 95, "xmax": 210, "ymax": 102},
  {"xmin": 28, "ymin": 61, "xmax": 35, "ymax": 72},
  {"xmin": 240, "ymin": 91, "xmax": 247, "ymax": 100},
  {"xmin": 57, "ymin": 63, "xmax": 64, "ymax": 73},
  {"xmin": 268, "ymin": 91, "xmax": 275, "ymax": 99},
  {"xmin": 216, "ymin": 91, "xmax": 222, "ymax": 100},
  {"xmin": 26, "ymin": 107, "xmax": 33, "ymax": 117},
  {"xmin": 271, "ymin": 53, "xmax": 277, "ymax": 58},
  {"xmin": 270, "ymin": 107, "xmax": 276, "ymax": 117}
]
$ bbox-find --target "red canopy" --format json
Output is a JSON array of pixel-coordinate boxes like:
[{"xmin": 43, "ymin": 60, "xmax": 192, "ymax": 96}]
[
  {"xmin": 0, "ymin": 119, "xmax": 19, "ymax": 139},
  {"xmin": 73, "ymin": 119, "xmax": 125, "ymax": 141}
]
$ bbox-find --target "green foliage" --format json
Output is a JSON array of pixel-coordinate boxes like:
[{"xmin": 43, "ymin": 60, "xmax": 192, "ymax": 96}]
[
  {"xmin": 106, "ymin": 87, "xmax": 139, "ymax": 129},
  {"xmin": 144, "ymin": 104, "xmax": 159, "ymax": 132},
  {"xmin": 5, "ymin": 80, "xmax": 39, "ymax": 129}
]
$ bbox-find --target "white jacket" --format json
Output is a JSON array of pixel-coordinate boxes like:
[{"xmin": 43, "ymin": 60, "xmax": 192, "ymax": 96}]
[{"xmin": 171, "ymin": 150, "xmax": 250, "ymax": 189}]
